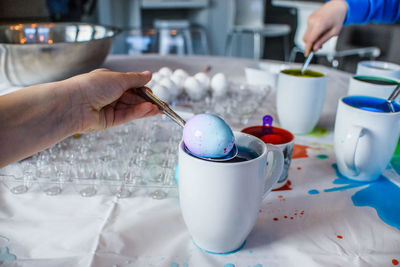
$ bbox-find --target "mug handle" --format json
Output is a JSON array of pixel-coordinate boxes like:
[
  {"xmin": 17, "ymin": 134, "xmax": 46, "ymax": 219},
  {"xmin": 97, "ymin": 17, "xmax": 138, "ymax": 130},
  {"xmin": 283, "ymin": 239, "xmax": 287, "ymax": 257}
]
[
  {"xmin": 263, "ymin": 144, "xmax": 284, "ymax": 199},
  {"xmin": 343, "ymin": 125, "xmax": 364, "ymax": 176}
]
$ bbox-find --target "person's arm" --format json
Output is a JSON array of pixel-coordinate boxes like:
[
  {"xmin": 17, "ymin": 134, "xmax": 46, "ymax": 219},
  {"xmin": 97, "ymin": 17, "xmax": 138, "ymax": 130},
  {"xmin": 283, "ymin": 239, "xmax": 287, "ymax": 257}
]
[
  {"xmin": 303, "ymin": 0, "xmax": 348, "ymax": 56},
  {"xmin": 0, "ymin": 69, "xmax": 160, "ymax": 167},
  {"xmin": 345, "ymin": 0, "xmax": 400, "ymax": 25}
]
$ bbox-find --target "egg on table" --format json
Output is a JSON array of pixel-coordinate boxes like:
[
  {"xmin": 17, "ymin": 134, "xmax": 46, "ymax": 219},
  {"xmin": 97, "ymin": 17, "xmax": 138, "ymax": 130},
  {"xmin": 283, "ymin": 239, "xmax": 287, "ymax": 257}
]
[
  {"xmin": 159, "ymin": 77, "xmax": 181, "ymax": 99},
  {"xmin": 211, "ymin": 72, "xmax": 228, "ymax": 97},
  {"xmin": 184, "ymin": 76, "xmax": 206, "ymax": 101},
  {"xmin": 183, "ymin": 114, "xmax": 235, "ymax": 158},
  {"xmin": 152, "ymin": 84, "xmax": 171, "ymax": 103},
  {"xmin": 194, "ymin": 72, "xmax": 210, "ymax": 90},
  {"xmin": 170, "ymin": 74, "xmax": 185, "ymax": 91},
  {"xmin": 158, "ymin": 67, "xmax": 173, "ymax": 77},
  {"xmin": 173, "ymin": 68, "xmax": 189, "ymax": 80}
]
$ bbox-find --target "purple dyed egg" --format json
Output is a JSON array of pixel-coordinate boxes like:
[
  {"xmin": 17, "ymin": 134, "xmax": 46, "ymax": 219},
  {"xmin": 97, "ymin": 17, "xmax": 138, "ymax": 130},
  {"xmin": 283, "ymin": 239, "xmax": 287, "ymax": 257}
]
[{"xmin": 183, "ymin": 114, "xmax": 235, "ymax": 158}]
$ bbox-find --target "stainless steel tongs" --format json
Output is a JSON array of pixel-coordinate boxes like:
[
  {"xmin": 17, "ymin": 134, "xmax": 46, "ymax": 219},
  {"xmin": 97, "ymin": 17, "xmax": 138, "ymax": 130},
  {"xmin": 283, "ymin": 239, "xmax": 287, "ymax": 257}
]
[{"xmin": 136, "ymin": 86, "xmax": 186, "ymax": 128}]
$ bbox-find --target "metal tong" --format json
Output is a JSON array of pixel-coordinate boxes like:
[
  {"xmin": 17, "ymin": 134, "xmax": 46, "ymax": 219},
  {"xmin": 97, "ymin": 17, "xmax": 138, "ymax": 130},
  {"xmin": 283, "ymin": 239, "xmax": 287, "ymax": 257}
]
[{"xmin": 136, "ymin": 86, "xmax": 186, "ymax": 128}]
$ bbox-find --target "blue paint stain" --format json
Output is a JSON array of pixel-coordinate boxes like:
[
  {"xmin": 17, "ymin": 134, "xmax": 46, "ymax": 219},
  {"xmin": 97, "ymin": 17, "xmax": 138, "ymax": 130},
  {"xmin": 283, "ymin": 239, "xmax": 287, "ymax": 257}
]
[
  {"xmin": 170, "ymin": 263, "xmax": 178, "ymax": 267},
  {"xmin": 316, "ymin": 154, "xmax": 329, "ymax": 159},
  {"xmin": 183, "ymin": 264, "xmax": 189, "ymax": 267},
  {"xmin": 247, "ymin": 249, "xmax": 253, "ymax": 254},
  {"xmin": 224, "ymin": 264, "xmax": 235, "ymax": 267},
  {"xmin": 308, "ymin": 189, "xmax": 319, "ymax": 195},
  {"xmin": 0, "ymin": 247, "xmax": 16, "ymax": 261},
  {"xmin": 326, "ymin": 164, "xmax": 400, "ymax": 231},
  {"xmin": 351, "ymin": 177, "xmax": 400, "ymax": 230},
  {"xmin": 254, "ymin": 265, "xmax": 263, "ymax": 267}
]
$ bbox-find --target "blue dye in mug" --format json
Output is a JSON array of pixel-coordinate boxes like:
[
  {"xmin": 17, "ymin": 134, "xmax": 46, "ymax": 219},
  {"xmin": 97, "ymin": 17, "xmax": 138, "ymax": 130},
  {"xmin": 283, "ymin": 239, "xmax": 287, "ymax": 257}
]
[{"xmin": 343, "ymin": 95, "xmax": 400, "ymax": 113}]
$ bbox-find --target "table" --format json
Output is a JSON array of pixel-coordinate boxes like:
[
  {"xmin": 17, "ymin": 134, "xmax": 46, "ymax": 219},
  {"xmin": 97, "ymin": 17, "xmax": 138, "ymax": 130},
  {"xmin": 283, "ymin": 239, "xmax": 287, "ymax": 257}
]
[{"xmin": 1, "ymin": 55, "xmax": 399, "ymax": 267}]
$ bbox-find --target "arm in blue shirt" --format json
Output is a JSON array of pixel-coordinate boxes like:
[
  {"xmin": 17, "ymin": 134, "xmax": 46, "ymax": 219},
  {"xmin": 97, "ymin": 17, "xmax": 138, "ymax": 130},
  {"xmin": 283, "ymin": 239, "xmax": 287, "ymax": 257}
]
[{"xmin": 344, "ymin": 0, "xmax": 400, "ymax": 25}]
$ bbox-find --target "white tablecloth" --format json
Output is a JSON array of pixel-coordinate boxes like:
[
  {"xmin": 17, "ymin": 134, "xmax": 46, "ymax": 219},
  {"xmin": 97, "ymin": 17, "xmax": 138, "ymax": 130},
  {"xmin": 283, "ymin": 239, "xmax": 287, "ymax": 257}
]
[{"xmin": 1, "ymin": 55, "xmax": 399, "ymax": 267}]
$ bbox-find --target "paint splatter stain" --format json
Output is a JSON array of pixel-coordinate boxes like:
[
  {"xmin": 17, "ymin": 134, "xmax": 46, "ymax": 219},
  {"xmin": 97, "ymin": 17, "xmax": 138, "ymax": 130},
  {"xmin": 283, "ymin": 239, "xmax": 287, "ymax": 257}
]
[
  {"xmin": 392, "ymin": 259, "xmax": 399, "ymax": 265},
  {"xmin": 284, "ymin": 216, "xmax": 288, "ymax": 219},
  {"xmin": 259, "ymin": 209, "xmax": 262, "ymax": 213},
  {"xmin": 390, "ymin": 138, "xmax": 400, "ymax": 173},
  {"xmin": 171, "ymin": 263, "xmax": 178, "ymax": 267},
  {"xmin": 297, "ymin": 167, "xmax": 302, "ymax": 170},
  {"xmin": 254, "ymin": 265, "xmax": 263, "ymax": 267},
  {"xmin": 273, "ymin": 217, "xmax": 279, "ymax": 221},
  {"xmin": 0, "ymin": 247, "xmax": 17, "ymax": 261},
  {"xmin": 325, "ymin": 164, "xmax": 400, "ymax": 231},
  {"xmin": 308, "ymin": 189, "xmax": 319, "ymax": 195},
  {"xmin": 316, "ymin": 154, "xmax": 329, "ymax": 159},
  {"xmin": 336, "ymin": 235, "xmax": 343, "ymax": 239},
  {"xmin": 292, "ymin": 144, "xmax": 309, "ymax": 159},
  {"xmin": 272, "ymin": 180, "xmax": 292, "ymax": 191},
  {"xmin": 183, "ymin": 264, "xmax": 189, "ymax": 267},
  {"xmin": 224, "ymin": 264, "xmax": 235, "ymax": 267},
  {"xmin": 307, "ymin": 126, "xmax": 329, "ymax": 138}
]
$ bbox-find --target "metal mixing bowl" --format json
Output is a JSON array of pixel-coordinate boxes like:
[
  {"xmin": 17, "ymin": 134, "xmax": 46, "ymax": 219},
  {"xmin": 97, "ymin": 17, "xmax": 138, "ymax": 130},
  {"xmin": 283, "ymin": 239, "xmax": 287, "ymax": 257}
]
[{"xmin": 0, "ymin": 22, "xmax": 120, "ymax": 86}]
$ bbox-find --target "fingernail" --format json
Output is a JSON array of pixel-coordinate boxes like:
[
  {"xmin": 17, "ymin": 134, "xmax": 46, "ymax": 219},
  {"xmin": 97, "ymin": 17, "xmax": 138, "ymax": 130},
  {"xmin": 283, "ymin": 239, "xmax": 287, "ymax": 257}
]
[{"xmin": 141, "ymin": 70, "xmax": 152, "ymax": 76}]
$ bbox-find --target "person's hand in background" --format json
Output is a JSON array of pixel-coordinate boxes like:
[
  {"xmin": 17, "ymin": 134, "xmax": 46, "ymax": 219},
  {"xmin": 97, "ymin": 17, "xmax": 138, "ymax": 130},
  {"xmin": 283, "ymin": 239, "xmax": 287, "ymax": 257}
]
[
  {"xmin": 0, "ymin": 69, "xmax": 160, "ymax": 167},
  {"xmin": 303, "ymin": 0, "xmax": 348, "ymax": 56}
]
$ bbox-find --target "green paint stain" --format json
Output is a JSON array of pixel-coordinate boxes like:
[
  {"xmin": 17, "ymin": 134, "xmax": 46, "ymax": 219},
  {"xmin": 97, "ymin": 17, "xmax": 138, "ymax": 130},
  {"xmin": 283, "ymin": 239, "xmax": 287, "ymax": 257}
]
[
  {"xmin": 307, "ymin": 126, "xmax": 329, "ymax": 138},
  {"xmin": 316, "ymin": 154, "xmax": 329, "ymax": 159},
  {"xmin": 322, "ymin": 144, "xmax": 334, "ymax": 149},
  {"xmin": 391, "ymin": 138, "xmax": 400, "ymax": 173}
]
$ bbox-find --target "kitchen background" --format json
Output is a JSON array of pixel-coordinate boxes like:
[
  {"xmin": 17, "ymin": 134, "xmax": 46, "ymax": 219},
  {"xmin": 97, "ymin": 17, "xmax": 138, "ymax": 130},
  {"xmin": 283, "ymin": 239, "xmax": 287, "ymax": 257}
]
[{"xmin": 1, "ymin": 0, "xmax": 399, "ymax": 73}]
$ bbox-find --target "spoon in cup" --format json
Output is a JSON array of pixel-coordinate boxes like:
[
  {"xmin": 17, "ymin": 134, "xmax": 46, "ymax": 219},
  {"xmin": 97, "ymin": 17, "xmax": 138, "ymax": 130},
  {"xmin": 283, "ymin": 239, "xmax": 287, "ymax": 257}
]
[
  {"xmin": 136, "ymin": 86, "xmax": 238, "ymax": 161},
  {"xmin": 301, "ymin": 51, "xmax": 315, "ymax": 74},
  {"xmin": 387, "ymin": 83, "xmax": 400, "ymax": 112}
]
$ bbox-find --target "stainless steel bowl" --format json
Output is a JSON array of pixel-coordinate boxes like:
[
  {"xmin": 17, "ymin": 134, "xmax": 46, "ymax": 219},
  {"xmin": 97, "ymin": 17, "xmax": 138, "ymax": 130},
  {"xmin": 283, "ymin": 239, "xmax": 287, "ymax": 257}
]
[{"xmin": 0, "ymin": 22, "xmax": 120, "ymax": 86}]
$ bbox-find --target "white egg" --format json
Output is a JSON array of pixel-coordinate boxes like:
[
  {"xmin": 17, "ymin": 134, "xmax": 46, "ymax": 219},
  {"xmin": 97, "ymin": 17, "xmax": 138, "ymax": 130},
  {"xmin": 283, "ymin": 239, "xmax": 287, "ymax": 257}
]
[
  {"xmin": 145, "ymin": 79, "xmax": 156, "ymax": 88},
  {"xmin": 152, "ymin": 84, "xmax": 171, "ymax": 103},
  {"xmin": 184, "ymin": 76, "xmax": 205, "ymax": 101},
  {"xmin": 171, "ymin": 74, "xmax": 185, "ymax": 90},
  {"xmin": 173, "ymin": 68, "xmax": 189, "ymax": 80},
  {"xmin": 194, "ymin": 72, "xmax": 210, "ymax": 90},
  {"xmin": 159, "ymin": 77, "xmax": 181, "ymax": 99},
  {"xmin": 152, "ymin": 72, "xmax": 162, "ymax": 83},
  {"xmin": 211, "ymin": 73, "xmax": 228, "ymax": 97},
  {"xmin": 159, "ymin": 67, "xmax": 173, "ymax": 77}
]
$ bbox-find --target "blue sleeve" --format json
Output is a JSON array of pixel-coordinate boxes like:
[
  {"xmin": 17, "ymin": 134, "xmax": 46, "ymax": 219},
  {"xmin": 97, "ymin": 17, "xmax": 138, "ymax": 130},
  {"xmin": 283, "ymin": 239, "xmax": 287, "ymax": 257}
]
[{"xmin": 343, "ymin": 0, "xmax": 400, "ymax": 25}]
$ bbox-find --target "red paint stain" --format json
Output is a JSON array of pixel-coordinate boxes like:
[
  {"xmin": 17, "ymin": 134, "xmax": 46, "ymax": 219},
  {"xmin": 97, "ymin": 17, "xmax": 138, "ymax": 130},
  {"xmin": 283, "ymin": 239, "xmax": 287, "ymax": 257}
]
[
  {"xmin": 277, "ymin": 195, "xmax": 283, "ymax": 199},
  {"xmin": 284, "ymin": 216, "xmax": 288, "ymax": 219},
  {"xmin": 297, "ymin": 167, "xmax": 302, "ymax": 170},
  {"xmin": 259, "ymin": 209, "xmax": 262, "ymax": 213},
  {"xmin": 300, "ymin": 211, "xmax": 304, "ymax": 215},
  {"xmin": 290, "ymin": 217, "xmax": 294, "ymax": 220},
  {"xmin": 292, "ymin": 144, "xmax": 309, "ymax": 159},
  {"xmin": 393, "ymin": 259, "xmax": 399, "ymax": 265},
  {"xmin": 272, "ymin": 180, "xmax": 292, "ymax": 191},
  {"xmin": 273, "ymin": 217, "xmax": 279, "ymax": 221},
  {"xmin": 337, "ymin": 235, "xmax": 343, "ymax": 239}
]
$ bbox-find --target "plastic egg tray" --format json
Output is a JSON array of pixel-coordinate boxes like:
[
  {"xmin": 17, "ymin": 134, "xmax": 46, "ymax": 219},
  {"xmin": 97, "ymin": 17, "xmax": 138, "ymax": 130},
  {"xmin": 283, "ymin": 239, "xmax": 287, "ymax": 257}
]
[{"xmin": 0, "ymin": 82, "xmax": 270, "ymax": 199}]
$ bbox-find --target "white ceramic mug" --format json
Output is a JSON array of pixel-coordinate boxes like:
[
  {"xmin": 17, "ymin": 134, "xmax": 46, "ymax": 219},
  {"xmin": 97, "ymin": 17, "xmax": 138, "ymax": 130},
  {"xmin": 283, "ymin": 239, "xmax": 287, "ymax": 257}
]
[
  {"xmin": 276, "ymin": 69, "xmax": 327, "ymax": 134},
  {"xmin": 334, "ymin": 96, "xmax": 400, "ymax": 182},
  {"xmin": 178, "ymin": 131, "xmax": 284, "ymax": 254},
  {"xmin": 356, "ymin": 60, "xmax": 400, "ymax": 80},
  {"xmin": 347, "ymin": 75, "xmax": 399, "ymax": 101}
]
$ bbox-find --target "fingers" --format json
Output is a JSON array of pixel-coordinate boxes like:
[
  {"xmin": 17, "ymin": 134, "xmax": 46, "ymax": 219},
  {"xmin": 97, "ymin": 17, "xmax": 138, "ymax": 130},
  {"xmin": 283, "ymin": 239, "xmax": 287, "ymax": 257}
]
[
  {"xmin": 303, "ymin": 18, "xmax": 327, "ymax": 56},
  {"xmin": 119, "ymin": 71, "xmax": 152, "ymax": 90},
  {"xmin": 312, "ymin": 28, "xmax": 338, "ymax": 52},
  {"xmin": 113, "ymin": 102, "xmax": 160, "ymax": 126}
]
